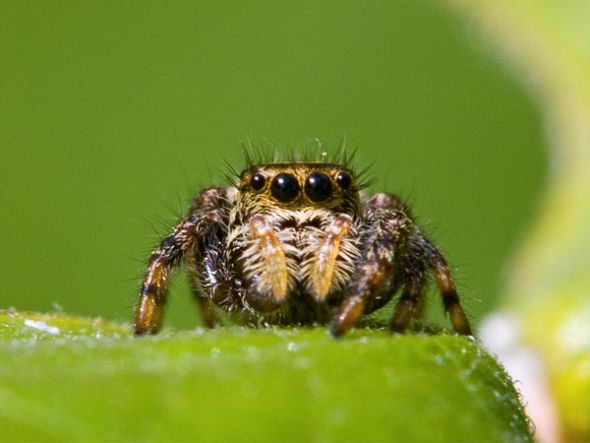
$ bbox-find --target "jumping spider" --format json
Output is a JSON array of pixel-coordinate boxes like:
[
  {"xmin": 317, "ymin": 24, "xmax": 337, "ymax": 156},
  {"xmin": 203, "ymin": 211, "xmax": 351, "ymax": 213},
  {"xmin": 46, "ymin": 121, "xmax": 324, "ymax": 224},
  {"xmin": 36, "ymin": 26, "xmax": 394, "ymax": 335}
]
[{"xmin": 134, "ymin": 155, "xmax": 472, "ymax": 337}]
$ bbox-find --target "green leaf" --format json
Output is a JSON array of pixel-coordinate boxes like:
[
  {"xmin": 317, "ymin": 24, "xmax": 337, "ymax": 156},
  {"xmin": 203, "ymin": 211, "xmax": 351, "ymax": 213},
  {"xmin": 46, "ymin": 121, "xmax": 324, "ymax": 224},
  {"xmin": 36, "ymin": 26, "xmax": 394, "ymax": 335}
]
[{"xmin": 0, "ymin": 310, "xmax": 532, "ymax": 442}]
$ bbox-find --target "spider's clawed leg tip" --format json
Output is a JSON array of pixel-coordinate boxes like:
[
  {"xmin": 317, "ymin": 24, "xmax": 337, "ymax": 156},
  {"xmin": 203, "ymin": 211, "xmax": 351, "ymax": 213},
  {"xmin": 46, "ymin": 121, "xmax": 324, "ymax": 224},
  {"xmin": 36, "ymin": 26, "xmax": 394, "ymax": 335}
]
[
  {"xmin": 389, "ymin": 327, "xmax": 407, "ymax": 337},
  {"xmin": 452, "ymin": 322, "xmax": 473, "ymax": 337},
  {"xmin": 388, "ymin": 319, "xmax": 407, "ymax": 335},
  {"xmin": 328, "ymin": 323, "xmax": 346, "ymax": 339},
  {"xmin": 133, "ymin": 324, "xmax": 158, "ymax": 337}
]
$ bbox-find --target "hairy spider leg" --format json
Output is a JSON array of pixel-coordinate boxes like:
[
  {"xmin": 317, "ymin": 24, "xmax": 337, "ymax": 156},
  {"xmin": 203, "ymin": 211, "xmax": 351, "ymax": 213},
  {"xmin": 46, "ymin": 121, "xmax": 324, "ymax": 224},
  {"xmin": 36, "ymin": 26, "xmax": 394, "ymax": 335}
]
[
  {"xmin": 422, "ymin": 240, "xmax": 473, "ymax": 335},
  {"xmin": 186, "ymin": 255, "xmax": 220, "ymax": 328},
  {"xmin": 366, "ymin": 193, "xmax": 472, "ymax": 335},
  {"xmin": 330, "ymin": 208, "xmax": 410, "ymax": 337},
  {"xmin": 134, "ymin": 187, "xmax": 229, "ymax": 335},
  {"xmin": 390, "ymin": 248, "xmax": 427, "ymax": 333},
  {"xmin": 134, "ymin": 220, "xmax": 197, "ymax": 335},
  {"xmin": 330, "ymin": 192, "xmax": 473, "ymax": 337}
]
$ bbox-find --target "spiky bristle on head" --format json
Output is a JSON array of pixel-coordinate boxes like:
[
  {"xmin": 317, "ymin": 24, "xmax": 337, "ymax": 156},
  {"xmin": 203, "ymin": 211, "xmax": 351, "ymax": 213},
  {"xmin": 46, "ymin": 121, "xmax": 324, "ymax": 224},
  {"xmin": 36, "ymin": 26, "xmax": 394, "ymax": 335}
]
[{"xmin": 221, "ymin": 138, "xmax": 372, "ymax": 191}]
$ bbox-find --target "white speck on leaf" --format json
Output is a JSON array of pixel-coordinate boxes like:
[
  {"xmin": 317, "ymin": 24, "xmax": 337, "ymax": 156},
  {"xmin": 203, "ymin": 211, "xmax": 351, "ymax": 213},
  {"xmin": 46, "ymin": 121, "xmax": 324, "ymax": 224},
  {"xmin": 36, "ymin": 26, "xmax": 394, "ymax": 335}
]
[{"xmin": 24, "ymin": 319, "xmax": 60, "ymax": 335}]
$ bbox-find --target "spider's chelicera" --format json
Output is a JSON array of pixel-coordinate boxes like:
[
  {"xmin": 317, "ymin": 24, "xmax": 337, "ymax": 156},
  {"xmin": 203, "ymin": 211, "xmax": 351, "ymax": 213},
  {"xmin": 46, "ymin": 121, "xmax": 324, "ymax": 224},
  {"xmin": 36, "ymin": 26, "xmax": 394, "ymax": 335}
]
[{"xmin": 134, "ymin": 155, "xmax": 472, "ymax": 337}]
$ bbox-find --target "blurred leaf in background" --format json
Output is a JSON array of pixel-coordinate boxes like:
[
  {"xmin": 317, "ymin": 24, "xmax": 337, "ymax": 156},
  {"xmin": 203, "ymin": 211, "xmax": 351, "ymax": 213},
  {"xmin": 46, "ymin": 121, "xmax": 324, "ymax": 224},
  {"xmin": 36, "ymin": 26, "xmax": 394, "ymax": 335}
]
[{"xmin": 448, "ymin": 0, "xmax": 590, "ymax": 441}]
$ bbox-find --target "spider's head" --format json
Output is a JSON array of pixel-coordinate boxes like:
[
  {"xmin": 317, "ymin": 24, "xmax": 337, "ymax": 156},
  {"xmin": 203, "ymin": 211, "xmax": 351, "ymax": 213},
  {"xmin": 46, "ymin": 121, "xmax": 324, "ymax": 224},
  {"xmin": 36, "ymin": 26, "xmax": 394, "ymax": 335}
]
[{"xmin": 236, "ymin": 162, "xmax": 362, "ymax": 213}]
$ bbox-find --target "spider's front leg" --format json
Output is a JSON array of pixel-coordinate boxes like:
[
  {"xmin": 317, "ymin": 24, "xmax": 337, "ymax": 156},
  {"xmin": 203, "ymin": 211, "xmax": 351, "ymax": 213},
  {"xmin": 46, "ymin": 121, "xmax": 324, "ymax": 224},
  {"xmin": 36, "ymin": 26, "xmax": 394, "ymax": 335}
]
[
  {"xmin": 134, "ymin": 187, "xmax": 228, "ymax": 335},
  {"xmin": 330, "ymin": 193, "xmax": 473, "ymax": 337},
  {"xmin": 134, "ymin": 220, "xmax": 198, "ymax": 335},
  {"xmin": 330, "ymin": 207, "xmax": 409, "ymax": 337}
]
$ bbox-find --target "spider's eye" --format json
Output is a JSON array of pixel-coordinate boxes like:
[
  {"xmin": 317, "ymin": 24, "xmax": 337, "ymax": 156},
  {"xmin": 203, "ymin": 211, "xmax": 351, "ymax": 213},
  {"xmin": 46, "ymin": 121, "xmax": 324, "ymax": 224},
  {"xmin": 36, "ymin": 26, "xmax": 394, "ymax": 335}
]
[
  {"xmin": 305, "ymin": 172, "xmax": 332, "ymax": 202},
  {"xmin": 250, "ymin": 172, "xmax": 266, "ymax": 191},
  {"xmin": 271, "ymin": 173, "xmax": 300, "ymax": 202},
  {"xmin": 335, "ymin": 171, "xmax": 352, "ymax": 190}
]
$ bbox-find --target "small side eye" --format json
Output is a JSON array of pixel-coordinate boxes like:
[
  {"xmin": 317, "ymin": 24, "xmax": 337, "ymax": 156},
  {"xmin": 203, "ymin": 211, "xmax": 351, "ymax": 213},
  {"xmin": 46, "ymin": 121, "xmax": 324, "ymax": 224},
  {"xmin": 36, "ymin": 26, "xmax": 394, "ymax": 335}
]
[
  {"xmin": 335, "ymin": 171, "xmax": 352, "ymax": 190},
  {"xmin": 250, "ymin": 172, "xmax": 266, "ymax": 191},
  {"xmin": 305, "ymin": 172, "xmax": 332, "ymax": 202}
]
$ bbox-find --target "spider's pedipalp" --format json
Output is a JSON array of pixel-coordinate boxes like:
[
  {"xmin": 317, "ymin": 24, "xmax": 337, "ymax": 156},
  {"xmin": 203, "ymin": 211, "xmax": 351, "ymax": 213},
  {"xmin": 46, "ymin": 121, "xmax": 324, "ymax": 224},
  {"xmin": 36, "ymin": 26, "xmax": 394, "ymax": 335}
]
[
  {"xmin": 248, "ymin": 214, "xmax": 289, "ymax": 300},
  {"xmin": 309, "ymin": 214, "xmax": 352, "ymax": 301}
]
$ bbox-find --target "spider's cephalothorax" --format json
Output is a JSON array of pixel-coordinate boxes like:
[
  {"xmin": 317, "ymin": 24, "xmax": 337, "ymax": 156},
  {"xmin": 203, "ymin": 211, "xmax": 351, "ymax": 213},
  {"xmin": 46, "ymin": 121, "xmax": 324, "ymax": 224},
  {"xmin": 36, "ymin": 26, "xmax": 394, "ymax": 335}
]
[{"xmin": 134, "ymin": 160, "xmax": 472, "ymax": 337}]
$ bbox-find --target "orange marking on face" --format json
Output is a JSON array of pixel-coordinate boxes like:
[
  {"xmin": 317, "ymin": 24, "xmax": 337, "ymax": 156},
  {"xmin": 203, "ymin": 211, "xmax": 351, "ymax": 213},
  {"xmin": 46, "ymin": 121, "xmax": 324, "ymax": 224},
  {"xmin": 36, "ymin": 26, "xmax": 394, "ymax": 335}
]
[
  {"xmin": 250, "ymin": 215, "xmax": 288, "ymax": 300},
  {"xmin": 311, "ymin": 215, "xmax": 351, "ymax": 300}
]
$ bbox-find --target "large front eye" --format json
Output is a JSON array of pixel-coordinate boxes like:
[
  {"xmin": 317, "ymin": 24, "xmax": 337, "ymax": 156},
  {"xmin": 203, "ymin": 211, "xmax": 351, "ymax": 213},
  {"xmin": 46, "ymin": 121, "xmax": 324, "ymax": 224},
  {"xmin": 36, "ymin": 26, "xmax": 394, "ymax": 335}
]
[
  {"xmin": 305, "ymin": 172, "xmax": 332, "ymax": 202},
  {"xmin": 271, "ymin": 173, "xmax": 300, "ymax": 202}
]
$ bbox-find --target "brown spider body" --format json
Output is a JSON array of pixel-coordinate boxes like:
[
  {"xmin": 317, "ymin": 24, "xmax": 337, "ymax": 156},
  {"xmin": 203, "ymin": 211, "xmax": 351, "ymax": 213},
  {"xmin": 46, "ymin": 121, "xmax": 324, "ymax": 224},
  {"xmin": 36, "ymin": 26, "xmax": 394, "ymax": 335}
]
[{"xmin": 134, "ymin": 158, "xmax": 472, "ymax": 337}]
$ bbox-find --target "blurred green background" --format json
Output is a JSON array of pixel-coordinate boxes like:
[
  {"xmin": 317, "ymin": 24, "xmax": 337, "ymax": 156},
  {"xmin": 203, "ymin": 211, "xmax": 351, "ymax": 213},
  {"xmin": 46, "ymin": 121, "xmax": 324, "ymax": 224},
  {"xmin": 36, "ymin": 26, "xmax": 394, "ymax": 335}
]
[{"xmin": 0, "ymin": 0, "xmax": 545, "ymax": 330}]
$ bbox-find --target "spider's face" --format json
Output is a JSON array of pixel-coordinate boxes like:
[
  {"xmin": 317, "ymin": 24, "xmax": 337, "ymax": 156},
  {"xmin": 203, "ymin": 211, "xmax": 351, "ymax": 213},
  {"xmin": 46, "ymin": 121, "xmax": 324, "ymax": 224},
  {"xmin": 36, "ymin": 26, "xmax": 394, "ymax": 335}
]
[{"xmin": 236, "ymin": 162, "xmax": 360, "ymax": 213}]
